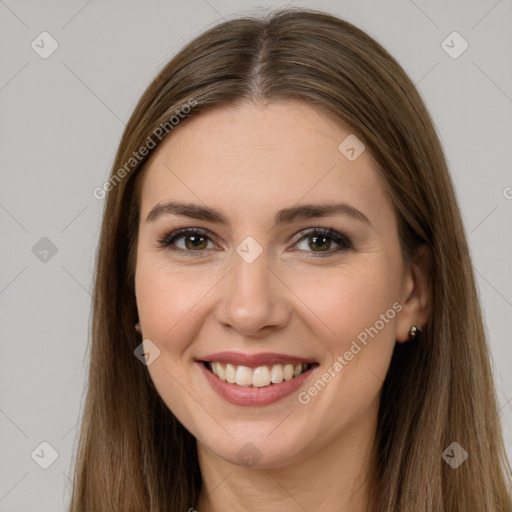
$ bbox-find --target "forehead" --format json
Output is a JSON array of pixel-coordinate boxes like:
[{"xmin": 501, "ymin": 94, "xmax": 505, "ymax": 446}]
[{"xmin": 139, "ymin": 100, "xmax": 392, "ymax": 226}]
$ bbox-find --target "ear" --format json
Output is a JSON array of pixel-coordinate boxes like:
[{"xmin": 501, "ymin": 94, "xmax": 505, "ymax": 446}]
[{"xmin": 396, "ymin": 244, "xmax": 432, "ymax": 343}]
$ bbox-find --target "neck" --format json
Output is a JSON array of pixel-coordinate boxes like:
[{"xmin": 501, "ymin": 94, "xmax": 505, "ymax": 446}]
[{"xmin": 195, "ymin": 400, "xmax": 379, "ymax": 512}]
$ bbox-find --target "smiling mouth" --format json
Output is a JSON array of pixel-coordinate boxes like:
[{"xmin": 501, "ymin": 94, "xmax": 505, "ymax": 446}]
[{"xmin": 202, "ymin": 361, "xmax": 318, "ymax": 388}]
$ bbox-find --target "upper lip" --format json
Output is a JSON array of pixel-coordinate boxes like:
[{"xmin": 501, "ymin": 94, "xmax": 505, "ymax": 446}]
[{"xmin": 198, "ymin": 351, "xmax": 317, "ymax": 367}]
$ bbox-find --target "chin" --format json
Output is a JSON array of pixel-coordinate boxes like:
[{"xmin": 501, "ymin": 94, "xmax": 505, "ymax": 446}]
[{"xmin": 195, "ymin": 420, "xmax": 313, "ymax": 469}]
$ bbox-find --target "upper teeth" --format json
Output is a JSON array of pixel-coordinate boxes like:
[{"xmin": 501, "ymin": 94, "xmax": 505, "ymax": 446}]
[{"xmin": 208, "ymin": 362, "xmax": 309, "ymax": 387}]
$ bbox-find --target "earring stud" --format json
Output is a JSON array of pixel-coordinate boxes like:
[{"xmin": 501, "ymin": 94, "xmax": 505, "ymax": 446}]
[{"xmin": 409, "ymin": 325, "xmax": 421, "ymax": 341}]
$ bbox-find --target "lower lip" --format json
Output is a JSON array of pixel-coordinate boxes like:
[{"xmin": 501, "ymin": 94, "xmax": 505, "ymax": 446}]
[{"xmin": 198, "ymin": 362, "xmax": 315, "ymax": 406}]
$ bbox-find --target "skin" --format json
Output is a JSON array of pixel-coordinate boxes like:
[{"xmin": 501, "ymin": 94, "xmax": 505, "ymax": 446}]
[{"xmin": 134, "ymin": 100, "xmax": 431, "ymax": 512}]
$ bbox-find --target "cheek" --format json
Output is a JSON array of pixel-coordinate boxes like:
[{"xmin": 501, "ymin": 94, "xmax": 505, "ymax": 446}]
[
  {"xmin": 295, "ymin": 264, "xmax": 401, "ymax": 431},
  {"xmin": 296, "ymin": 262, "xmax": 402, "ymax": 423},
  {"xmin": 292, "ymin": 259, "xmax": 401, "ymax": 350},
  {"xmin": 135, "ymin": 255, "xmax": 215, "ymax": 347},
  {"xmin": 135, "ymin": 257, "xmax": 211, "ymax": 428}
]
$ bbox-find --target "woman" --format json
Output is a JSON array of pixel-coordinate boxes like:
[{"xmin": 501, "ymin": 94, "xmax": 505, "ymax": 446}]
[{"xmin": 69, "ymin": 8, "xmax": 512, "ymax": 511}]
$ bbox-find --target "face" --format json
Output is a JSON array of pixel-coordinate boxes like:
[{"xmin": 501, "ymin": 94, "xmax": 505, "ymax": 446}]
[{"xmin": 134, "ymin": 100, "xmax": 410, "ymax": 469}]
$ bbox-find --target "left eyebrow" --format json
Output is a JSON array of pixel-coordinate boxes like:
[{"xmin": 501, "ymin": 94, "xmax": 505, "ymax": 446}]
[
  {"xmin": 274, "ymin": 202, "xmax": 371, "ymax": 226},
  {"xmin": 145, "ymin": 201, "xmax": 372, "ymax": 227}
]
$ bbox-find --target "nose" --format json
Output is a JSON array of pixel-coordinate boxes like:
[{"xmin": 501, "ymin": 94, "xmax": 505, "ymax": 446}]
[{"xmin": 214, "ymin": 246, "xmax": 291, "ymax": 338}]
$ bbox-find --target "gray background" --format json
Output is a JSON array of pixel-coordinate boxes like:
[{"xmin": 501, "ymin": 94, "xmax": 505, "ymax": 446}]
[{"xmin": 0, "ymin": 0, "xmax": 511, "ymax": 510}]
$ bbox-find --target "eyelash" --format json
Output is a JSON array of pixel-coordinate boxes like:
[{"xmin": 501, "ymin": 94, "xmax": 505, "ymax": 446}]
[{"xmin": 156, "ymin": 227, "xmax": 353, "ymax": 258}]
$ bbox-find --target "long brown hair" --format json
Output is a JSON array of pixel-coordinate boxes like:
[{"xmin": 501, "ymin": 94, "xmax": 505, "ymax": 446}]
[{"xmin": 68, "ymin": 8, "xmax": 512, "ymax": 511}]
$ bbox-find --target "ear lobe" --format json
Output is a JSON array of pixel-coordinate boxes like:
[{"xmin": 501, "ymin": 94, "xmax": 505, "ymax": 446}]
[{"xmin": 396, "ymin": 244, "xmax": 432, "ymax": 343}]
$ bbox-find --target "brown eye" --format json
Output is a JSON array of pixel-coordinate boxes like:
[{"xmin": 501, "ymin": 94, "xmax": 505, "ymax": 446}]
[
  {"xmin": 182, "ymin": 234, "xmax": 209, "ymax": 250},
  {"xmin": 308, "ymin": 234, "xmax": 332, "ymax": 251},
  {"xmin": 158, "ymin": 227, "xmax": 352, "ymax": 258},
  {"xmin": 158, "ymin": 228, "xmax": 216, "ymax": 254},
  {"xmin": 294, "ymin": 228, "xmax": 352, "ymax": 256}
]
